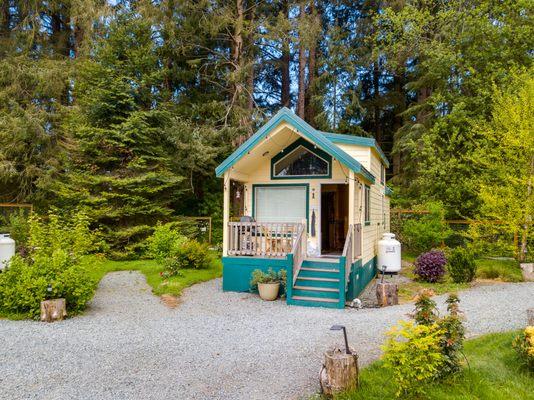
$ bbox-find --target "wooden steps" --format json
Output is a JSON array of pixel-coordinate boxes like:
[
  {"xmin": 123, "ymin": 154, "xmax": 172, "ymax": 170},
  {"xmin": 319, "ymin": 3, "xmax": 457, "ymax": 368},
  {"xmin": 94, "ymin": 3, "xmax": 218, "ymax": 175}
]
[{"xmin": 288, "ymin": 258, "xmax": 345, "ymax": 308}]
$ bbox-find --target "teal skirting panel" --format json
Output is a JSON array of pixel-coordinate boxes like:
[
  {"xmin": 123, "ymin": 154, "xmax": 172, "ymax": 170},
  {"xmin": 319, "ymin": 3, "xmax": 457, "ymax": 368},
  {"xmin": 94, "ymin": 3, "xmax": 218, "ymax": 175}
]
[
  {"xmin": 346, "ymin": 257, "xmax": 377, "ymax": 301},
  {"xmin": 222, "ymin": 256, "xmax": 290, "ymax": 292}
]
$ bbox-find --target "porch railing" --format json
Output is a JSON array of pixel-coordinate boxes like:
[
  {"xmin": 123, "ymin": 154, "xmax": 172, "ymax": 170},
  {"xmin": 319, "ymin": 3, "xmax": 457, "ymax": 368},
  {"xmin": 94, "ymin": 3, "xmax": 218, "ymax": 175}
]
[
  {"xmin": 290, "ymin": 224, "xmax": 307, "ymax": 285},
  {"xmin": 354, "ymin": 223, "xmax": 362, "ymax": 258},
  {"xmin": 341, "ymin": 223, "xmax": 362, "ymax": 293},
  {"xmin": 227, "ymin": 222, "xmax": 302, "ymax": 257},
  {"xmin": 342, "ymin": 225, "xmax": 354, "ymax": 290}
]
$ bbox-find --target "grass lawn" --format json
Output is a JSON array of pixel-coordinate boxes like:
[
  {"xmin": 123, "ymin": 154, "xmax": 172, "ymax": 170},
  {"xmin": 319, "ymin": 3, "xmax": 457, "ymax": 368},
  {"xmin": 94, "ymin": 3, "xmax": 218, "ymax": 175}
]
[
  {"xmin": 82, "ymin": 254, "xmax": 222, "ymax": 297},
  {"xmin": 335, "ymin": 331, "xmax": 534, "ymax": 400},
  {"xmin": 398, "ymin": 255, "xmax": 522, "ymax": 302}
]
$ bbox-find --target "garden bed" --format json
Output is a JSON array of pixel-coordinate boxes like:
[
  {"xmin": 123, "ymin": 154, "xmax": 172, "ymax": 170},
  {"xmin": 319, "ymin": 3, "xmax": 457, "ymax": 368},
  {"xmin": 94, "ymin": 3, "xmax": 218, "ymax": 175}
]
[
  {"xmin": 334, "ymin": 331, "xmax": 533, "ymax": 400},
  {"xmin": 394, "ymin": 256, "xmax": 523, "ymax": 303}
]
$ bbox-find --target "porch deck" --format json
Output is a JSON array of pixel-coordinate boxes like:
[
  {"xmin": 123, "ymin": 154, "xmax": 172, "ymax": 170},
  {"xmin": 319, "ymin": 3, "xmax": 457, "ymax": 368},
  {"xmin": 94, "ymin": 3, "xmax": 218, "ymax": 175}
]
[{"xmin": 223, "ymin": 222, "xmax": 371, "ymax": 308}]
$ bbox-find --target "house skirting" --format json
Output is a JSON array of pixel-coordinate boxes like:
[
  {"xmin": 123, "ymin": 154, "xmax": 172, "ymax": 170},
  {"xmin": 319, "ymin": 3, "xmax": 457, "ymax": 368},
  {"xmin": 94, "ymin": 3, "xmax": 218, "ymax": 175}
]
[
  {"xmin": 346, "ymin": 257, "xmax": 377, "ymax": 301},
  {"xmin": 222, "ymin": 256, "xmax": 290, "ymax": 292}
]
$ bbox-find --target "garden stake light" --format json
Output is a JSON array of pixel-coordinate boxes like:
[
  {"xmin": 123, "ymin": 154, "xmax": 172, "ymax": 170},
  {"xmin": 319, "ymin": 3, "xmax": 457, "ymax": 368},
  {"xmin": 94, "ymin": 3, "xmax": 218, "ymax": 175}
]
[{"xmin": 330, "ymin": 325, "xmax": 351, "ymax": 354}]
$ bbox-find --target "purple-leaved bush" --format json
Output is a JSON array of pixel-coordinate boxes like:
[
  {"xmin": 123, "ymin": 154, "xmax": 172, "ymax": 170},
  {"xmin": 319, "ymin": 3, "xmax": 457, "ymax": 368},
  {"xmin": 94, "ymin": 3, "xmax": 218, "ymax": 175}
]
[{"xmin": 414, "ymin": 250, "xmax": 447, "ymax": 283}]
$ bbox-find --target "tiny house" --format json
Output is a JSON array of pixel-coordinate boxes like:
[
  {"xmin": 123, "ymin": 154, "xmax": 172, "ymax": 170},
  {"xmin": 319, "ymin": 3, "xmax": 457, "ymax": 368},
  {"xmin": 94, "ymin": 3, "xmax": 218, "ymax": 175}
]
[{"xmin": 215, "ymin": 108, "xmax": 392, "ymax": 308}]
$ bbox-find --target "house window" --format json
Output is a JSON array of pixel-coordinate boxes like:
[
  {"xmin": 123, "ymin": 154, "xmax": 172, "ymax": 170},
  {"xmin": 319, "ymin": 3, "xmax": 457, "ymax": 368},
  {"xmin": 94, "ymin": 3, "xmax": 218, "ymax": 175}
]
[
  {"xmin": 271, "ymin": 138, "xmax": 331, "ymax": 179},
  {"xmin": 254, "ymin": 185, "xmax": 307, "ymax": 223},
  {"xmin": 364, "ymin": 185, "xmax": 371, "ymax": 225},
  {"xmin": 380, "ymin": 165, "xmax": 385, "ymax": 185}
]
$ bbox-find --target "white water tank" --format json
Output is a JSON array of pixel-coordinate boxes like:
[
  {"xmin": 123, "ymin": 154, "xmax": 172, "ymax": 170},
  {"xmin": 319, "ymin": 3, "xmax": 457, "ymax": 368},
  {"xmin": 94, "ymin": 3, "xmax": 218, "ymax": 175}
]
[
  {"xmin": 0, "ymin": 234, "xmax": 16, "ymax": 270},
  {"xmin": 377, "ymin": 233, "xmax": 401, "ymax": 273}
]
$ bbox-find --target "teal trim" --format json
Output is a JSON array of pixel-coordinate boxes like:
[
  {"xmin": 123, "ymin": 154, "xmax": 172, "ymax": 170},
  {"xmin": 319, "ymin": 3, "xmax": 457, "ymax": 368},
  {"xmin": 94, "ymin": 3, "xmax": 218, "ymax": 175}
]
[
  {"xmin": 385, "ymin": 185, "xmax": 393, "ymax": 197},
  {"xmin": 271, "ymin": 137, "xmax": 332, "ymax": 180},
  {"xmin": 252, "ymin": 183, "xmax": 310, "ymax": 232},
  {"xmin": 321, "ymin": 132, "xmax": 390, "ymax": 168},
  {"xmin": 222, "ymin": 256, "xmax": 289, "ymax": 292},
  {"xmin": 215, "ymin": 107, "xmax": 375, "ymax": 183},
  {"xmin": 346, "ymin": 257, "xmax": 377, "ymax": 301},
  {"xmin": 338, "ymin": 256, "xmax": 347, "ymax": 308}
]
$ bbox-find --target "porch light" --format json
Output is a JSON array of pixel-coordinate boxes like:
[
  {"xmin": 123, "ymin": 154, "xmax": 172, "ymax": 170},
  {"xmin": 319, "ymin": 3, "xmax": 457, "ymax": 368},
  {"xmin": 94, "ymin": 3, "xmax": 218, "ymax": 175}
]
[{"xmin": 330, "ymin": 325, "xmax": 351, "ymax": 354}]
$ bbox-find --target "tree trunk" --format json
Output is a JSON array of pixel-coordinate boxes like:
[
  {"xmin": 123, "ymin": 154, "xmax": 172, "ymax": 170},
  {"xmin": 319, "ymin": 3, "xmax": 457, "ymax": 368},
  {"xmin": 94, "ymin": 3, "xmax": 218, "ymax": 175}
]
[
  {"xmin": 40, "ymin": 299, "xmax": 67, "ymax": 322},
  {"xmin": 392, "ymin": 71, "xmax": 406, "ymax": 176},
  {"xmin": 376, "ymin": 282, "xmax": 398, "ymax": 307},
  {"xmin": 305, "ymin": 1, "xmax": 318, "ymax": 124},
  {"xmin": 297, "ymin": 3, "xmax": 306, "ymax": 119},
  {"xmin": 320, "ymin": 348, "xmax": 359, "ymax": 396},
  {"xmin": 373, "ymin": 62, "xmax": 382, "ymax": 144},
  {"xmin": 280, "ymin": 0, "xmax": 290, "ymax": 107},
  {"xmin": 0, "ymin": 0, "xmax": 10, "ymax": 38}
]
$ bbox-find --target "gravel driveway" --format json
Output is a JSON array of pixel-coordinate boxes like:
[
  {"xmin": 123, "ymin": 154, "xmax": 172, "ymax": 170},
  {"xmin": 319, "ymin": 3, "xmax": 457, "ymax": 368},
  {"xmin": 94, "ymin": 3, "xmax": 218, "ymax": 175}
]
[{"xmin": 1, "ymin": 271, "xmax": 533, "ymax": 400}]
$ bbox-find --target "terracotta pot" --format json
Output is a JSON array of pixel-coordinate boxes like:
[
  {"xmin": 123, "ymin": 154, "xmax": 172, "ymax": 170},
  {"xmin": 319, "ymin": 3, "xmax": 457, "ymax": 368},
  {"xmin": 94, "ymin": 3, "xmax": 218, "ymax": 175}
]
[{"xmin": 258, "ymin": 282, "xmax": 280, "ymax": 301}]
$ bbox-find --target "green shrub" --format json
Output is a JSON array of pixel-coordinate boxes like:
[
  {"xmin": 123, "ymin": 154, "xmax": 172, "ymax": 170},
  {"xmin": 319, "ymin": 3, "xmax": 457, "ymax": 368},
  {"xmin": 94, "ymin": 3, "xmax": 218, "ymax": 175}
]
[
  {"xmin": 382, "ymin": 321, "xmax": 445, "ymax": 397},
  {"xmin": 447, "ymin": 247, "xmax": 477, "ymax": 283},
  {"xmin": 146, "ymin": 222, "xmax": 187, "ymax": 263},
  {"xmin": 168, "ymin": 240, "xmax": 211, "ymax": 272},
  {"xmin": 476, "ymin": 258, "xmax": 523, "ymax": 282},
  {"xmin": 0, "ymin": 211, "xmax": 98, "ymax": 319},
  {"xmin": 249, "ymin": 268, "xmax": 286, "ymax": 291},
  {"xmin": 513, "ymin": 327, "xmax": 534, "ymax": 371},
  {"xmin": 402, "ymin": 202, "xmax": 452, "ymax": 253}
]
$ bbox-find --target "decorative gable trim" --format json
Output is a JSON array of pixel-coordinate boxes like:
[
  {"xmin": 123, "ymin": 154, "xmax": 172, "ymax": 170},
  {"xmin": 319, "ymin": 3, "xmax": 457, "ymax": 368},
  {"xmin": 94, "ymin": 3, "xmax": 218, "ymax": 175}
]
[
  {"xmin": 271, "ymin": 137, "xmax": 332, "ymax": 180},
  {"xmin": 215, "ymin": 107, "xmax": 375, "ymax": 183}
]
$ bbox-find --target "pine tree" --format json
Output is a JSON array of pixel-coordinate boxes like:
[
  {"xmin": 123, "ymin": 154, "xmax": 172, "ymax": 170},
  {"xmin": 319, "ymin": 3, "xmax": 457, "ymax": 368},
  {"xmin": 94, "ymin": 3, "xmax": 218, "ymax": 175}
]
[{"xmin": 51, "ymin": 14, "xmax": 183, "ymax": 258}]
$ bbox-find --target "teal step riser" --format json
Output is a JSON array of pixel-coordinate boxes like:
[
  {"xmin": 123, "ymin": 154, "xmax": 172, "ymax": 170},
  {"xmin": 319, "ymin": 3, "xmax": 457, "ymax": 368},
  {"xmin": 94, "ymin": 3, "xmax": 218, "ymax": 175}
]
[
  {"xmin": 299, "ymin": 269, "xmax": 341, "ymax": 279},
  {"xmin": 295, "ymin": 279, "xmax": 338, "ymax": 289},
  {"xmin": 288, "ymin": 299, "xmax": 343, "ymax": 309},
  {"xmin": 292, "ymin": 289, "xmax": 339, "ymax": 299},
  {"xmin": 301, "ymin": 261, "xmax": 340, "ymax": 270}
]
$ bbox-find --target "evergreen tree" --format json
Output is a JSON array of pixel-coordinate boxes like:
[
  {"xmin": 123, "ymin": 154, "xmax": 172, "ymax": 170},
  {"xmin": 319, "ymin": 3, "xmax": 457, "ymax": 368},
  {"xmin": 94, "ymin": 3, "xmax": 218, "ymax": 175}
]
[{"xmin": 51, "ymin": 14, "xmax": 183, "ymax": 258}]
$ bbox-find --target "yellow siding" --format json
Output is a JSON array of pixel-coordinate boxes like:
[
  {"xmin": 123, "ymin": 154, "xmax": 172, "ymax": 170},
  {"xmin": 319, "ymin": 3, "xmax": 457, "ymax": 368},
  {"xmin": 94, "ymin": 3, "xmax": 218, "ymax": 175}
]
[
  {"xmin": 224, "ymin": 126, "xmax": 390, "ymax": 259},
  {"xmin": 361, "ymin": 151, "xmax": 388, "ymax": 264},
  {"xmin": 337, "ymin": 144, "xmax": 371, "ymax": 170}
]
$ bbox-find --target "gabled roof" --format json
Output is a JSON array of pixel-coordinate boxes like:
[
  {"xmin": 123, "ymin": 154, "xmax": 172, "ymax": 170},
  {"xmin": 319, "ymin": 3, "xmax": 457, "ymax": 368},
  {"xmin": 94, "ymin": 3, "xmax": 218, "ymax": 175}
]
[
  {"xmin": 321, "ymin": 132, "xmax": 390, "ymax": 168},
  {"xmin": 215, "ymin": 107, "xmax": 381, "ymax": 183}
]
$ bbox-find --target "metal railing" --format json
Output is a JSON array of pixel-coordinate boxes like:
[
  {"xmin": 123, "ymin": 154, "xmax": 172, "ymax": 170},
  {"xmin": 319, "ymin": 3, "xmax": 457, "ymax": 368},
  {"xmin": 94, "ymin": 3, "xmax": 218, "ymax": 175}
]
[
  {"xmin": 227, "ymin": 222, "xmax": 302, "ymax": 257},
  {"xmin": 290, "ymin": 224, "xmax": 307, "ymax": 285}
]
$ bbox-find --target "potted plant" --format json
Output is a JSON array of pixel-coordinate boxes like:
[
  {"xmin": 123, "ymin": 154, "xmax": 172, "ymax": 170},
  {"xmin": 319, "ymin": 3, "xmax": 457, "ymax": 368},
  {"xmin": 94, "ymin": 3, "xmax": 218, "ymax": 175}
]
[{"xmin": 250, "ymin": 268, "xmax": 285, "ymax": 301}]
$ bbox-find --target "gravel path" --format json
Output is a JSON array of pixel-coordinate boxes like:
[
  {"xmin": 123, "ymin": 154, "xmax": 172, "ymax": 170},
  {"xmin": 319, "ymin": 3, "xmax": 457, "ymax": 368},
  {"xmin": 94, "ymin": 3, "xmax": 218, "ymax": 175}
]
[{"xmin": 1, "ymin": 271, "xmax": 533, "ymax": 400}]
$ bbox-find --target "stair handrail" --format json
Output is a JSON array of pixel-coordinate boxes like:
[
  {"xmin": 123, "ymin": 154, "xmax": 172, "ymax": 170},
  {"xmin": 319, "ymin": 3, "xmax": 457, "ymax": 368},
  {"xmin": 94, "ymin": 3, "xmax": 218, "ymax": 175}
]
[
  {"xmin": 290, "ymin": 223, "xmax": 306, "ymax": 285},
  {"xmin": 341, "ymin": 225, "xmax": 354, "ymax": 291}
]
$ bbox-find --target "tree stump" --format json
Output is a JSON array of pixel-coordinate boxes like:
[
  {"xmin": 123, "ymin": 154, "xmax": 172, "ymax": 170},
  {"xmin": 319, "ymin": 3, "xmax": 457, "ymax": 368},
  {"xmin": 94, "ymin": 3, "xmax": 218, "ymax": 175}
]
[
  {"xmin": 320, "ymin": 348, "xmax": 359, "ymax": 396},
  {"xmin": 376, "ymin": 282, "xmax": 398, "ymax": 307},
  {"xmin": 520, "ymin": 263, "xmax": 534, "ymax": 282},
  {"xmin": 40, "ymin": 299, "xmax": 67, "ymax": 322},
  {"xmin": 528, "ymin": 308, "xmax": 534, "ymax": 326}
]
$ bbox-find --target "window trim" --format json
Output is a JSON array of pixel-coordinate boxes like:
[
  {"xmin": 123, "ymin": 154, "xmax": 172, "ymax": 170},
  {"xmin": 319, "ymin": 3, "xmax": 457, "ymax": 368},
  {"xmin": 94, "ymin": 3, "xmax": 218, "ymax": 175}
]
[
  {"xmin": 252, "ymin": 183, "xmax": 309, "ymax": 231},
  {"xmin": 271, "ymin": 137, "xmax": 332, "ymax": 180},
  {"xmin": 364, "ymin": 185, "xmax": 371, "ymax": 225},
  {"xmin": 380, "ymin": 165, "xmax": 385, "ymax": 185}
]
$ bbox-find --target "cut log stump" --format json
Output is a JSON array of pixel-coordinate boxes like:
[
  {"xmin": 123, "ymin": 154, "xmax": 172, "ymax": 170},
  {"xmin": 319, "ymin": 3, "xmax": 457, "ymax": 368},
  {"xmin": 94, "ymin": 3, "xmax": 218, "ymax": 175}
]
[
  {"xmin": 40, "ymin": 299, "xmax": 67, "ymax": 322},
  {"xmin": 528, "ymin": 308, "xmax": 534, "ymax": 326},
  {"xmin": 520, "ymin": 263, "xmax": 534, "ymax": 282},
  {"xmin": 320, "ymin": 348, "xmax": 359, "ymax": 397},
  {"xmin": 376, "ymin": 282, "xmax": 398, "ymax": 307}
]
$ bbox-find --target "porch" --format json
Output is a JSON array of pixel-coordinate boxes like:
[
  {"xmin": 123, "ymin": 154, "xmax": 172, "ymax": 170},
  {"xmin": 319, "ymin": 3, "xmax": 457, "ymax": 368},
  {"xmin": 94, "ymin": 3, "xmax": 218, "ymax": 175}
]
[{"xmin": 223, "ymin": 221, "xmax": 367, "ymax": 308}]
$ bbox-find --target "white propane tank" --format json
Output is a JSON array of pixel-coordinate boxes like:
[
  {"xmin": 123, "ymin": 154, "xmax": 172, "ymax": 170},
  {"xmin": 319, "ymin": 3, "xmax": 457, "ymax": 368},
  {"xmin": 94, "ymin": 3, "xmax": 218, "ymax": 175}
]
[
  {"xmin": 377, "ymin": 233, "xmax": 401, "ymax": 273},
  {"xmin": 0, "ymin": 234, "xmax": 16, "ymax": 270}
]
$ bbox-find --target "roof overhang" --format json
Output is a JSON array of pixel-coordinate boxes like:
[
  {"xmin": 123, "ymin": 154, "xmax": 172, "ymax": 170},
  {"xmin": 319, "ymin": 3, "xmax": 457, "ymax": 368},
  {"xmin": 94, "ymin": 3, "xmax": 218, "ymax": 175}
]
[{"xmin": 215, "ymin": 108, "xmax": 375, "ymax": 183}]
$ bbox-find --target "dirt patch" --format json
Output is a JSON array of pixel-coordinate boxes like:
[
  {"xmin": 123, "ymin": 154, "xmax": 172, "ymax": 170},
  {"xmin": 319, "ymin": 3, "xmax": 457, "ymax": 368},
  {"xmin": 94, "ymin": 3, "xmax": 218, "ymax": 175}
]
[{"xmin": 160, "ymin": 294, "xmax": 181, "ymax": 308}]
